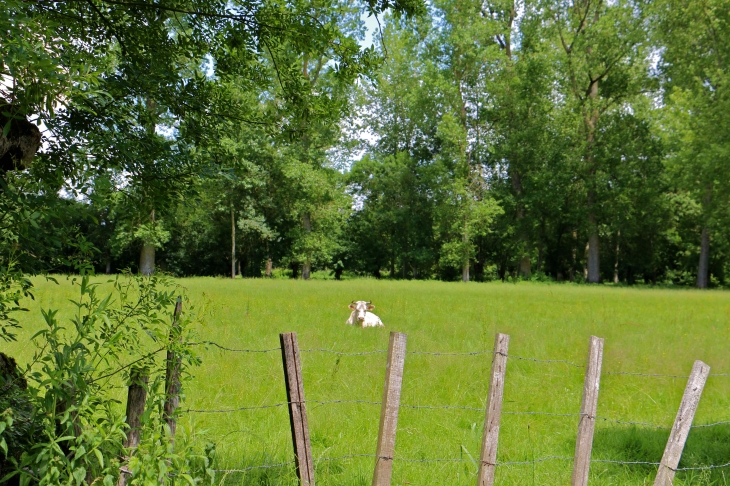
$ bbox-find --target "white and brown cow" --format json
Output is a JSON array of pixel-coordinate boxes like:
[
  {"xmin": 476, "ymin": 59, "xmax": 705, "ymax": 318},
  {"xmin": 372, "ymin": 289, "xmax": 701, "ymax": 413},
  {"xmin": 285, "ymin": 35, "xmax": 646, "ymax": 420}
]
[{"xmin": 346, "ymin": 300, "xmax": 383, "ymax": 327}]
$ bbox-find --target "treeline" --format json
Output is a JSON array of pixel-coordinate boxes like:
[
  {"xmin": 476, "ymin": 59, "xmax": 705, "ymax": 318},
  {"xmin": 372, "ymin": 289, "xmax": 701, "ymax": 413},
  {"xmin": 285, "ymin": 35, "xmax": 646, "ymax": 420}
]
[{"xmin": 3, "ymin": 0, "xmax": 729, "ymax": 287}]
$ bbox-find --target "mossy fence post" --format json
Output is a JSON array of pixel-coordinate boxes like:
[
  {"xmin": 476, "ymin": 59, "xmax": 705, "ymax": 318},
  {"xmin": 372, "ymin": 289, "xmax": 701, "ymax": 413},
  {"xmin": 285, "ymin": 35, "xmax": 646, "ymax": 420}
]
[
  {"xmin": 117, "ymin": 368, "xmax": 149, "ymax": 486},
  {"xmin": 281, "ymin": 332, "xmax": 315, "ymax": 486},
  {"xmin": 372, "ymin": 331, "xmax": 407, "ymax": 486},
  {"xmin": 164, "ymin": 296, "xmax": 183, "ymax": 444}
]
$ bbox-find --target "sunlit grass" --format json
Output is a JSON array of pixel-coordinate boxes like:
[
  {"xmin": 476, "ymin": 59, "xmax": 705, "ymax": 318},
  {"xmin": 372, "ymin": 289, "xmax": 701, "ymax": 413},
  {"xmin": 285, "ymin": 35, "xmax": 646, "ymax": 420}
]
[{"xmin": 8, "ymin": 276, "xmax": 730, "ymax": 485}]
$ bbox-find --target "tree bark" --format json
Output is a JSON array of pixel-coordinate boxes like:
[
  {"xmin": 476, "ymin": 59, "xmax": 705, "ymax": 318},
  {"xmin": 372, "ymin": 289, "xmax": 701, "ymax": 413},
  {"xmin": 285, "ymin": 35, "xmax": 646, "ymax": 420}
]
[
  {"xmin": 585, "ymin": 79, "xmax": 601, "ymax": 284},
  {"xmin": 266, "ymin": 258, "xmax": 273, "ymax": 277},
  {"xmin": 302, "ymin": 212, "xmax": 311, "ymax": 280},
  {"xmin": 139, "ymin": 209, "xmax": 155, "ymax": 276},
  {"xmin": 105, "ymin": 257, "xmax": 112, "ymax": 275},
  {"xmin": 613, "ymin": 230, "xmax": 620, "ymax": 284},
  {"xmin": 587, "ymin": 216, "xmax": 600, "ymax": 283},
  {"xmin": 139, "ymin": 245, "xmax": 155, "ymax": 276},
  {"xmin": 570, "ymin": 230, "xmax": 578, "ymax": 282},
  {"xmin": 696, "ymin": 226, "xmax": 710, "ymax": 289},
  {"xmin": 231, "ymin": 206, "xmax": 236, "ymax": 279}
]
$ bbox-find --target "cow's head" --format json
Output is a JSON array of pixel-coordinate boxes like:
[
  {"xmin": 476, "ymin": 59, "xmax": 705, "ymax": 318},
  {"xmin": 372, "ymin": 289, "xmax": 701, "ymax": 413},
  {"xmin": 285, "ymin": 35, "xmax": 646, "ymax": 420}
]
[{"xmin": 349, "ymin": 300, "xmax": 374, "ymax": 322}]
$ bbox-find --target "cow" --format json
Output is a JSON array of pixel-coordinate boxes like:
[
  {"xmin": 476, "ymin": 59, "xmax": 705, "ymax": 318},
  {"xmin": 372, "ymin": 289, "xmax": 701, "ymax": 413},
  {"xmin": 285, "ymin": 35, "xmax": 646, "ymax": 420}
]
[{"xmin": 346, "ymin": 300, "xmax": 383, "ymax": 327}]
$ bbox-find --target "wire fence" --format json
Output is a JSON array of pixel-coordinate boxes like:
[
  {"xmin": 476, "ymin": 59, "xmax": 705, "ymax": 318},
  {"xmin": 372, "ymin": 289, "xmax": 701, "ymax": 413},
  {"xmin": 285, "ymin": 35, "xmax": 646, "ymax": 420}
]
[{"xmin": 175, "ymin": 338, "xmax": 730, "ymax": 480}]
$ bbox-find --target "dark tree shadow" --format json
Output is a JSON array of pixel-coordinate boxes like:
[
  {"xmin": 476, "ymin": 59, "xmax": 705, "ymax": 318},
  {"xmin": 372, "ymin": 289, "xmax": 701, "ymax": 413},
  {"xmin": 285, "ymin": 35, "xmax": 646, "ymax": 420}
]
[{"xmin": 589, "ymin": 424, "xmax": 730, "ymax": 484}]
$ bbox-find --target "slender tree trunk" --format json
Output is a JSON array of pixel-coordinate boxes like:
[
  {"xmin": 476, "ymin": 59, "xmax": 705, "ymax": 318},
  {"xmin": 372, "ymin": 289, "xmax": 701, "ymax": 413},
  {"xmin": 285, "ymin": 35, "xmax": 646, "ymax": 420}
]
[
  {"xmin": 570, "ymin": 229, "xmax": 577, "ymax": 282},
  {"xmin": 302, "ymin": 212, "xmax": 312, "ymax": 280},
  {"xmin": 231, "ymin": 206, "xmax": 236, "ymax": 279},
  {"xmin": 614, "ymin": 230, "xmax": 620, "ymax": 284},
  {"xmin": 266, "ymin": 258, "xmax": 273, "ymax": 278},
  {"xmin": 697, "ymin": 226, "xmax": 710, "ymax": 289},
  {"xmin": 462, "ymin": 224, "xmax": 470, "ymax": 282},
  {"xmin": 105, "ymin": 256, "xmax": 111, "ymax": 275},
  {"xmin": 587, "ymin": 215, "xmax": 600, "ymax": 283},
  {"xmin": 585, "ymin": 78, "xmax": 601, "ymax": 284},
  {"xmin": 139, "ymin": 245, "xmax": 155, "ymax": 276},
  {"xmin": 139, "ymin": 209, "xmax": 155, "ymax": 276}
]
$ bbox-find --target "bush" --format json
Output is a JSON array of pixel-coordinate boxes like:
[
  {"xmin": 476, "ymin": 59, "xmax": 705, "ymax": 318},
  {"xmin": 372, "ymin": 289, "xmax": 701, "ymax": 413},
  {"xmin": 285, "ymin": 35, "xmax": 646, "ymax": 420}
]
[{"xmin": 0, "ymin": 273, "xmax": 214, "ymax": 486}]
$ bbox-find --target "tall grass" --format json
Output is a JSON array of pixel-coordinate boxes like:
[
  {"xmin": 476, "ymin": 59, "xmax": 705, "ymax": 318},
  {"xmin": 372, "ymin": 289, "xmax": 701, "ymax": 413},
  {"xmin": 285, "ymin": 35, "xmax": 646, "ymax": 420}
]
[{"xmin": 8, "ymin": 277, "xmax": 730, "ymax": 485}]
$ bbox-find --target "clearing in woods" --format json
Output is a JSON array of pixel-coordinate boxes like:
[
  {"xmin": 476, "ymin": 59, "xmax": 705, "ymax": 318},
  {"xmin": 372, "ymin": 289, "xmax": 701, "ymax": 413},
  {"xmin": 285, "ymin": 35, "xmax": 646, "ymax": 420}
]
[{"xmin": 8, "ymin": 277, "xmax": 730, "ymax": 485}]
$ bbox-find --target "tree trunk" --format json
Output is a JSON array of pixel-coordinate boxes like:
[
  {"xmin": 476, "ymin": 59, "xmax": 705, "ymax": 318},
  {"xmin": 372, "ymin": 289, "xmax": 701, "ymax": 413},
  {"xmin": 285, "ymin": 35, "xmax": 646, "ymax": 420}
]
[
  {"xmin": 587, "ymin": 222, "xmax": 600, "ymax": 283},
  {"xmin": 266, "ymin": 258, "xmax": 273, "ymax": 278},
  {"xmin": 519, "ymin": 255, "xmax": 531, "ymax": 279},
  {"xmin": 696, "ymin": 226, "xmax": 710, "ymax": 289},
  {"xmin": 139, "ymin": 244, "xmax": 155, "ymax": 275},
  {"xmin": 570, "ymin": 229, "xmax": 577, "ymax": 282},
  {"xmin": 302, "ymin": 212, "xmax": 312, "ymax": 280},
  {"xmin": 585, "ymin": 77, "xmax": 601, "ymax": 284},
  {"xmin": 614, "ymin": 230, "xmax": 620, "ymax": 284},
  {"xmin": 231, "ymin": 206, "xmax": 236, "ymax": 279},
  {"xmin": 462, "ymin": 225, "xmax": 469, "ymax": 282},
  {"xmin": 139, "ymin": 209, "xmax": 155, "ymax": 276},
  {"xmin": 105, "ymin": 257, "xmax": 111, "ymax": 275}
]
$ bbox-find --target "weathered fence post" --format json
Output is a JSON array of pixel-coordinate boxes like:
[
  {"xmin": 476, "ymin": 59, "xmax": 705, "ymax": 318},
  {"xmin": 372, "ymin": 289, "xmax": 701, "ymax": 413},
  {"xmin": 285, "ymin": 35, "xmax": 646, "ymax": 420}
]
[
  {"xmin": 372, "ymin": 332, "xmax": 407, "ymax": 486},
  {"xmin": 163, "ymin": 296, "xmax": 183, "ymax": 444},
  {"xmin": 476, "ymin": 333, "xmax": 510, "ymax": 486},
  {"xmin": 117, "ymin": 368, "xmax": 149, "ymax": 486},
  {"xmin": 572, "ymin": 335, "xmax": 604, "ymax": 486},
  {"xmin": 654, "ymin": 360, "xmax": 710, "ymax": 486},
  {"xmin": 281, "ymin": 332, "xmax": 315, "ymax": 486}
]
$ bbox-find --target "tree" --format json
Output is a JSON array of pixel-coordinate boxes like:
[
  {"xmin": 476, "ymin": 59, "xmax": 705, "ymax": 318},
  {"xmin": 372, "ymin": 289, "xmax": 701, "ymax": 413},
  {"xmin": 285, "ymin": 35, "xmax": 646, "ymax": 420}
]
[
  {"xmin": 546, "ymin": 0, "xmax": 650, "ymax": 282},
  {"xmin": 656, "ymin": 0, "xmax": 730, "ymax": 288}
]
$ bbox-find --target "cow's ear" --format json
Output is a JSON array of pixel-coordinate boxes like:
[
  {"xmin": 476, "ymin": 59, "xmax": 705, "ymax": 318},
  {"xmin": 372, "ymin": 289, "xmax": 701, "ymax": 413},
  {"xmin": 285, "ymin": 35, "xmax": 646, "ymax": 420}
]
[
  {"xmin": 349, "ymin": 303, "xmax": 356, "ymax": 310},
  {"xmin": 366, "ymin": 304, "xmax": 375, "ymax": 310}
]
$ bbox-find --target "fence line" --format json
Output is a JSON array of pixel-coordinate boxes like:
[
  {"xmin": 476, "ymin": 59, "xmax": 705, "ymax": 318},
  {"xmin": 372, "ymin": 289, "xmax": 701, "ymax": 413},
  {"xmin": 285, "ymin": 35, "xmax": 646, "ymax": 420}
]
[{"xmin": 130, "ymin": 332, "xmax": 730, "ymax": 485}]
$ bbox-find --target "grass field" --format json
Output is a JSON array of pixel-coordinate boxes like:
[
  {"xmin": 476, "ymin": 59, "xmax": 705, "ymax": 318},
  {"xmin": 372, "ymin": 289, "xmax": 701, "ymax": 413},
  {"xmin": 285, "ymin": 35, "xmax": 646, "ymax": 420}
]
[{"xmin": 7, "ymin": 277, "xmax": 730, "ymax": 485}]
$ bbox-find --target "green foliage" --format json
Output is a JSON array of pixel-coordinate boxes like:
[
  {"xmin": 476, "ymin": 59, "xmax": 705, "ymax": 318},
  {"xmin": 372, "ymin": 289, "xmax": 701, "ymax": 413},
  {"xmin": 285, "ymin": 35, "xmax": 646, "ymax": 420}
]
[{"xmin": 0, "ymin": 274, "xmax": 210, "ymax": 485}]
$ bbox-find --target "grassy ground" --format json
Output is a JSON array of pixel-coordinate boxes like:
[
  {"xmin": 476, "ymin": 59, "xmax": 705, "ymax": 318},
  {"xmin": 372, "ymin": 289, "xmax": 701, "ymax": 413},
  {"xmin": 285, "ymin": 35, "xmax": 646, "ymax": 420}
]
[{"xmin": 7, "ymin": 277, "xmax": 730, "ymax": 485}]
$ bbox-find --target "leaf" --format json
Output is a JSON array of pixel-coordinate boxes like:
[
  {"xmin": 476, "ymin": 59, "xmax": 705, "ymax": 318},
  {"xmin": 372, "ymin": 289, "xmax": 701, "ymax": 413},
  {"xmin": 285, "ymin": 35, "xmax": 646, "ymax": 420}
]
[
  {"xmin": 93, "ymin": 448, "xmax": 104, "ymax": 468},
  {"xmin": 73, "ymin": 467, "xmax": 86, "ymax": 486}
]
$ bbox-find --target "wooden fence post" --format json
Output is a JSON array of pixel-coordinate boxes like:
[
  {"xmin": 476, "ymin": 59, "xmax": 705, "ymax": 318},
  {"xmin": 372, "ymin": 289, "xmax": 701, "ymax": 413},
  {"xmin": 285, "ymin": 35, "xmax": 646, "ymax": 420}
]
[
  {"xmin": 476, "ymin": 333, "xmax": 510, "ymax": 486},
  {"xmin": 654, "ymin": 360, "xmax": 710, "ymax": 486},
  {"xmin": 163, "ymin": 296, "xmax": 183, "ymax": 444},
  {"xmin": 372, "ymin": 332, "xmax": 407, "ymax": 486},
  {"xmin": 281, "ymin": 332, "xmax": 315, "ymax": 486},
  {"xmin": 117, "ymin": 368, "xmax": 149, "ymax": 486},
  {"xmin": 572, "ymin": 335, "xmax": 604, "ymax": 486}
]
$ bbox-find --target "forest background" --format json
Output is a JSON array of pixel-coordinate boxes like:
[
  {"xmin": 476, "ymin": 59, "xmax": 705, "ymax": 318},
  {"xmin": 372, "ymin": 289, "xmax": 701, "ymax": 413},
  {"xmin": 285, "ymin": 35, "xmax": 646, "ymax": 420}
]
[
  {"xmin": 2, "ymin": 0, "xmax": 730, "ymax": 288},
  {"xmin": 2, "ymin": 0, "xmax": 730, "ymax": 483}
]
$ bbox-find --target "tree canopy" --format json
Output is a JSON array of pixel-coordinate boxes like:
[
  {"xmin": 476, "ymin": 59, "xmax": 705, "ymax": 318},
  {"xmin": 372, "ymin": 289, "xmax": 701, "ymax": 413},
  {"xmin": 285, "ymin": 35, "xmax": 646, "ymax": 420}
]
[{"xmin": 2, "ymin": 0, "xmax": 730, "ymax": 287}]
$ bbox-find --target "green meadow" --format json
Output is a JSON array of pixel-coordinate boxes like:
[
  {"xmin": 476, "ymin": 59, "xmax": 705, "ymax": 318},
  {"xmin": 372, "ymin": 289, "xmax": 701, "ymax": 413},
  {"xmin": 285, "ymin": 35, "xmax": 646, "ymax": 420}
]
[{"xmin": 7, "ymin": 277, "xmax": 730, "ymax": 485}]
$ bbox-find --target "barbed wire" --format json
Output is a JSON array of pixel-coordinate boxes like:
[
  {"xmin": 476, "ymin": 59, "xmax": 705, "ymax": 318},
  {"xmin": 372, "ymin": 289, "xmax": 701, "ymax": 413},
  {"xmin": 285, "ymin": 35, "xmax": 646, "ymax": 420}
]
[
  {"xmin": 606, "ymin": 371, "xmax": 730, "ymax": 379},
  {"xmin": 506, "ymin": 354, "xmax": 583, "ymax": 368},
  {"xmin": 677, "ymin": 462, "xmax": 730, "ymax": 471},
  {"xmin": 592, "ymin": 459, "xmax": 660, "ymax": 466},
  {"xmin": 597, "ymin": 416, "xmax": 668, "ymax": 429},
  {"xmin": 692, "ymin": 420, "xmax": 730, "ymax": 428},
  {"xmin": 211, "ymin": 461, "xmax": 294, "ymax": 474},
  {"xmin": 187, "ymin": 341, "xmax": 281, "ymax": 353},
  {"xmin": 182, "ymin": 402, "xmax": 290, "ymax": 413},
  {"xmin": 315, "ymin": 454, "xmax": 376, "ymax": 462},
  {"xmin": 409, "ymin": 350, "xmax": 491, "ymax": 356},
  {"xmin": 504, "ymin": 411, "xmax": 581, "ymax": 418},
  {"xmin": 301, "ymin": 348, "xmax": 387, "ymax": 355},
  {"xmin": 497, "ymin": 456, "xmax": 572, "ymax": 466}
]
